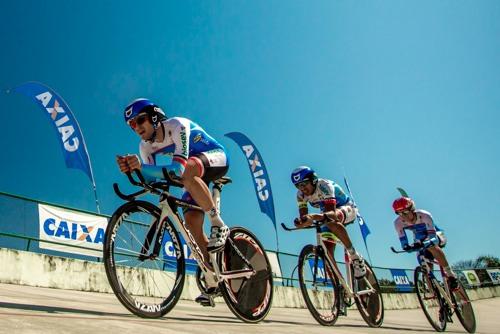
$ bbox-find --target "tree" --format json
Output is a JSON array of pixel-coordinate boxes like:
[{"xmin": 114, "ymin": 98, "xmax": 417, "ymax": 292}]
[
  {"xmin": 476, "ymin": 255, "xmax": 500, "ymax": 268},
  {"xmin": 453, "ymin": 254, "xmax": 500, "ymax": 270}
]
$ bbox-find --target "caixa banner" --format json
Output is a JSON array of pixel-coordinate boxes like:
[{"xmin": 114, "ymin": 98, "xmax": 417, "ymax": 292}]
[{"xmin": 38, "ymin": 204, "xmax": 107, "ymax": 257}]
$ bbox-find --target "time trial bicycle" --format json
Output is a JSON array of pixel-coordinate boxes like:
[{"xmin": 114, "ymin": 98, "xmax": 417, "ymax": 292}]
[
  {"xmin": 103, "ymin": 169, "xmax": 273, "ymax": 323},
  {"xmin": 391, "ymin": 246, "xmax": 476, "ymax": 333}
]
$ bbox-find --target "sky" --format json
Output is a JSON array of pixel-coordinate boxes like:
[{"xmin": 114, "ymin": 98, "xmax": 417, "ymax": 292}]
[{"xmin": 0, "ymin": 1, "xmax": 499, "ymax": 270}]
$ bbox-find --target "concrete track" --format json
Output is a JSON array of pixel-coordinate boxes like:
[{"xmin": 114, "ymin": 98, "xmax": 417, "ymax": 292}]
[{"xmin": 0, "ymin": 283, "xmax": 498, "ymax": 334}]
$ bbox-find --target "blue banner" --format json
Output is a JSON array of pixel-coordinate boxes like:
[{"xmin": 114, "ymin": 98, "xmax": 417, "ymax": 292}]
[
  {"xmin": 390, "ymin": 268, "xmax": 413, "ymax": 292},
  {"xmin": 224, "ymin": 132, "xmax": 276, "ymax": 229},
  {"xmin": 162, "ymin": 233, "xmax": 198, "ymax": 273},
  {"xmin": 13, "ymin": 82, "xmax": 94, "ymax": 183},
  {"xmin": 307, "ymin": 258, "xmax": 333, "ymax": 287},
  {"xmin": 343, "ymin": 176, "xmax": 371, "ymax": 245}
]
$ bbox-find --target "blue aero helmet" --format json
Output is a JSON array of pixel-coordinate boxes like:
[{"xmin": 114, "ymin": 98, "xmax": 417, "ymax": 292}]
[
  {"xmin": 291, "ymin": 166, "xmax": 318, "ymax": 186},
  {"xmin": 123, "ymin": 98, "xmax": 166, "ymax": 126}
]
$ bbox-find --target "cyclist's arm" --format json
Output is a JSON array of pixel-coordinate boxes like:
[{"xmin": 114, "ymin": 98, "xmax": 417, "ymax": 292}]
[
  {"xmin": 295, "ymin": 192, "xmax": 313, "ymax": 227},
  {"xmin": 137, "ymin": 144, "xmax": 160, "ymax": 183},
  {"xmin": 169, "ymin": 119, "xmax": 190, "ymax": 178},
  {"xmin": 420, "ymin": 212, "xmax": 439, "ymax": 248},
  {"xmin": 394, "ymin": 219, "xmax": 410, "ymax": 248}
]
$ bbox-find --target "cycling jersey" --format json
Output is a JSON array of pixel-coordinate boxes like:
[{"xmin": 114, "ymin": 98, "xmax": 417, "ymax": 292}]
[
  {"xmin": 139, "ymin": 117, "xmax": 228, "ymax": 181},
  {"xmin": 394, "ymin": 209, "xmax": 444, "ymax": 248},
  {"xmin": 296, "ymin": 178, "xmax": 356, "ymax": 239},
  {"xmin": 296, "ymin": 178, "xmax": 350, "ymax": 211}
]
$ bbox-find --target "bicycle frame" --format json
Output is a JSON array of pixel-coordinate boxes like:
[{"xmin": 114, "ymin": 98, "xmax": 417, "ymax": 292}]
[
  {"xmin": 391, "ymin": 246, "xmax": 462, "ymax": 313},
  {"xmin": 315, "ymin": 227, "xmax": 377, "ymax": 299},
  {"xmin": 283, "ymin": 221, "xmax": 376, "ymax": 299},
  {"xmin": 156, "ymin": 186, "xmax": 255, "ymax": 285},
  {"xmin": 116, "ymin": 170, "xmax": 255, "ymax": 287},
  {"xmin": 418, "ymin": 253, "xmax": 455, "ymax": 310}
]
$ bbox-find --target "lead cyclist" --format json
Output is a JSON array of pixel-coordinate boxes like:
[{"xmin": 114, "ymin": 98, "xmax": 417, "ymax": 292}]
[{"xmin": 116, "ymin": 98, "xmax": 230, "ymax": 305}]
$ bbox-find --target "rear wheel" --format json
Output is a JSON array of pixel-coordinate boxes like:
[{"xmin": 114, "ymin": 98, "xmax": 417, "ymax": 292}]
[
  {"xmin": 103, "ymin": 200, "xmax": 185, "ymax": 318},
  {"xmin": 353, "ymin": 261, "xmax": 384, "ymax": 327},
  {"xmin": 297, "ymin": 245, "xmax": 341, "ymax": 326},
  {"xmin": 414, "ymin": 267, "xmax": 447, "ymax": 332},
  {"xmin": 218, "ymin": 227, "xmax": 273, "ymax": 323},
  {"xmin": 451, "ymin": 280, "xmax": 476, "ymax": 333}
]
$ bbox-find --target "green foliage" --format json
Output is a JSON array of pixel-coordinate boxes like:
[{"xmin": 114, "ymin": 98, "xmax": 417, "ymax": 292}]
[{"xmin": 453, "ymin": 254, "xmax": 500, "ymax": 270}]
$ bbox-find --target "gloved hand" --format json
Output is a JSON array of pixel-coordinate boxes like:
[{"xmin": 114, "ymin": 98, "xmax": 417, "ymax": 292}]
[
  {"xmin": 403, "ymin": 244, "xmax": 412, "ymax": 252},
  {"xmin": 411, "ymin": 240, "xmax": 423, "ymax": 250}
]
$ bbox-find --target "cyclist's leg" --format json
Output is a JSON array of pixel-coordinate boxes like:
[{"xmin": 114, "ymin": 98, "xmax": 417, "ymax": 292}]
[
  {"xmin": 326, "ymin": 205, "xmax": 366, "ymax": 278},
  {"xmin": 183, "ymin": 206, "xmax": 210, "ymax": 267},
  {"xmin": 182, "ymin": 151, "xmax": 229, "ymax": 252},
  {"xmin": 320, "ymin": 227, "xmax": 340, "ymax": 274},
  {"xmin": 427, "ymin": 236, "xmax": 458, "ymax": 288}
]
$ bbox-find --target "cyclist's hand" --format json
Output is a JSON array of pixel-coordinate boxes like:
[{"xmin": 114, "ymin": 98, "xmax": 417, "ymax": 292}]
[
  {"xmin": 294, "ymin": 215, "xmax": 313, "ymax": 228},
  {"xmin": 412, "ymin": 240, "xmax": 423, "ymax": 250},
  {"xmin": 125, "ymin": 154, "xmax": 141, "ymax": 171},
  {"xmin": 402, "ymin": 244, "xmax": 412, "ymax": 252},
  {"xmin": 116, "ymin": 154, "xmax": 141, "ymax": 173},
  {"xmin": 116, "ymin": 155, "xmax": 130, "ymax": 173}
]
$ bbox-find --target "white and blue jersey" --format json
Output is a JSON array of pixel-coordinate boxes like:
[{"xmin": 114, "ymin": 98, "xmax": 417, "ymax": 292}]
[
  {"xmin": 296, "ymin": 178, "xmax": 351, "ymax": 211},
  {"xmin": 297, "ymin": 178, "xmax": 358, "ymax": 231},
  {"xmin": 394, "ymin": 209, "xmax": 444, "ymax": 248},
  {"xmin": 139, "ymin": 117, "xmax": 228, "ymax": 182}
]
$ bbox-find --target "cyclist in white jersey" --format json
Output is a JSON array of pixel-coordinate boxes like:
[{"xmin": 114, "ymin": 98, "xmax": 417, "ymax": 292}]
[
  {"xmin": 393, "ymin": 196, "xmax": 458, "ymax": 289},
  {"xmin": 116, "ymin": 98, "xmax": 230, "ymax": 284},
  {"xmin": 291, "ymin": 166, "xmax": 366, "ymax": 279}
]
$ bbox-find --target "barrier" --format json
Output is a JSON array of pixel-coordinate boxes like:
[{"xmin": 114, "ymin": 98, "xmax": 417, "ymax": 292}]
[
  {"xmin": 1, "ymin": 190, "xmax": 499, "ymax": 308},
  {"xmin": 1, "ymin": 248, "xmax": 500, "ymax": 310}
]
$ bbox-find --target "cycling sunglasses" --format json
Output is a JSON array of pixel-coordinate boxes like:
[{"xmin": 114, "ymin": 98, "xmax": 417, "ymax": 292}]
[
  {"xmin": 295, "ymin": 180, "xmax": 311, "ymax": 189},
  {"xmin": 128, "ymin": 113, "xmax": 149, "ymax": 129},
  {"xmin": 396, "ymin": 209, "xmax": 413, "ymax": 216}
]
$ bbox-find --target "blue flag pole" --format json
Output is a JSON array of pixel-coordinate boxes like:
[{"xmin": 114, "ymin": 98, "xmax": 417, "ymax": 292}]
[{"xmin": 343, "ymin": 174, "xmax": 372, "ymax": 264}]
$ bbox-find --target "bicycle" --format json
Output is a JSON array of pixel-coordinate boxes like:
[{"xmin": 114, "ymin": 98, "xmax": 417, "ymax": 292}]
[
  {"xmin": 103, "ymin": 169, "xmax": 273, "ymax": 323},
  {"xmin": 282, "ymin": 218, "xmax": 384, "ymax": 327},
  {"xmin": 391, "ymin": 246, "xmax": 476, "ymax": 333}
]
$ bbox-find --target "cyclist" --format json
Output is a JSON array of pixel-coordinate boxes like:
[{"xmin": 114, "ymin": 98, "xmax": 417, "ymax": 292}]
[
  {"xmin": 116, "ymin": 98, "xmax": 230, "ymax": 305},
  {"xmin": 392, "ymin": 197, "xmax": 458, "ymax": 289},
  {"xmin": 291, "ymin": 166, "xmax": 366, "ymax": 279}
]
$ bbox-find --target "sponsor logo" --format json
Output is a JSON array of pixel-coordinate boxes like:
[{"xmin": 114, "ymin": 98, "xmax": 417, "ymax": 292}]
[
  {"xmin": 125, "ymin": 107, "xmax": 133, "ymax": 118},
  {"xmin": 193, "ymin": 133, "xmax": 202, "ymax": 143},
  {"xmin": 43, "ymin": 218, "xmax": 105, "ymax": 244},
  {"xmin": 242, "ymin": 145, "xmax": 269, "ymax": 201},
  {"xmin": 393, "ymin": 275, "xmax": 410, "ymax": 285},
  {"xmin": 134, "ymin": 301, "xmax": 161, "ymax": 313},
  {"xmin": 180, "ymin": 127, "xmax": 188, "ymax": 156},
  {"xmin": 35, "ymin": 91, "xmax": 79, "ymax": 152}
]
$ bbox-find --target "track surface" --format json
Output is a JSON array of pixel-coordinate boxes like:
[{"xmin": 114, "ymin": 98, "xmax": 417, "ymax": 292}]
[{"xmin": 0, "ymin": 283, "xmax": 497, "ymax": 334}]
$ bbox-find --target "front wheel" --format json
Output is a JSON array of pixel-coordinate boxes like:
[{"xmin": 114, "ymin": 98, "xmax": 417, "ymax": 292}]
[
  {"xmin": 353, "ymin": 261, "xmax": 384, "ymax": 327},
  {"xmin": 414, "ymin": 267, "xmax": 447, "ymax": 332},
  {"xmin": 298, "ymin": 244, "xmax": 341, "ymax": 326},
  {"xmin": 218, "ymin": 227, "xmax": 273, "ymax": 323},
  {"xmin": 451, "ymin": 281, "xmax": 476, "ymax": 333},
  {"xmin": 103, "ymin": 200, "xmax": 185, "ymax": 318}
]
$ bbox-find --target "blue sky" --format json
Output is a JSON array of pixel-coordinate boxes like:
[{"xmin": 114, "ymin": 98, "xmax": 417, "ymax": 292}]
[{"xmin": 1, "ymin": 1, "xmax": 499, "ymax": 269}]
